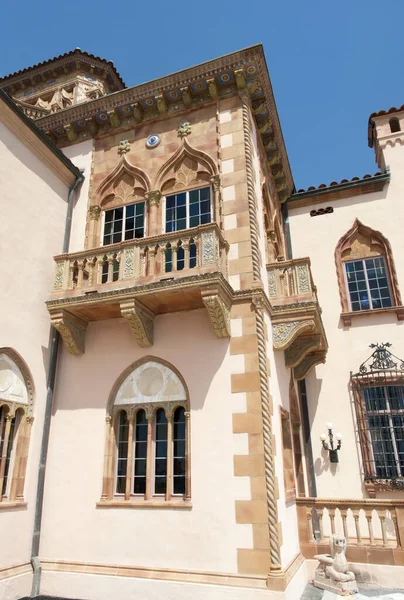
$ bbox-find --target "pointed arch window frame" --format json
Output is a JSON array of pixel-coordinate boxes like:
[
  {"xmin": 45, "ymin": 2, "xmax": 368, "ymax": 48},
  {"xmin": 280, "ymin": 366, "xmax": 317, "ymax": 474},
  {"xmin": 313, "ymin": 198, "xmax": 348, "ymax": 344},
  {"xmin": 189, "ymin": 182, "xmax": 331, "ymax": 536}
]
[
  {"xmin": 335, "ymin": 219, "xmax": 404, "ymax": 326},
  {"xmin": 98, "ymin": 356, "xmax": 192, "ymax": 509}
]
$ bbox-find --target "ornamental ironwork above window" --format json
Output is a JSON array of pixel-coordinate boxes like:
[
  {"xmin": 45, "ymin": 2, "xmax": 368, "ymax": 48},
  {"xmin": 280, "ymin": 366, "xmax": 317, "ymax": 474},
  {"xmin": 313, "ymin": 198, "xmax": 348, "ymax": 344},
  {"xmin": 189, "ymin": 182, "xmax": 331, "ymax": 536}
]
[{"xmin": 351, "ymin": 343, "xmax": 404, "ymax": 490}]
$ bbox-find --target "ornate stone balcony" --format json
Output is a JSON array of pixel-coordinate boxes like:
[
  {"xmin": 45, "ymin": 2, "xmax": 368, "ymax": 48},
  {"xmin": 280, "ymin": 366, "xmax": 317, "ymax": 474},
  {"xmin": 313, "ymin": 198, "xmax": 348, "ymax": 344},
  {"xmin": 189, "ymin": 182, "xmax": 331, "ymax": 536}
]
[
  {"xmin": 267, "ymin": 258, "xmax": 328, "ymax": 379},
  {"xmin": 47, "ymin": 223, "xmax": 231, "ymax": 354}
]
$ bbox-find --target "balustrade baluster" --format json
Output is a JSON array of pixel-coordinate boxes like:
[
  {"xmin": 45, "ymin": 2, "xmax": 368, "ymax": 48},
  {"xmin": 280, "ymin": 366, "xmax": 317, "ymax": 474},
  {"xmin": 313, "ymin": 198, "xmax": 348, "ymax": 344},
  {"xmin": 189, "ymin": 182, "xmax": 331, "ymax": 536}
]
[
  {"xmin": 172, "ymin": 245, "xmax": 178, "ymax": 271},
  {"xmin": 317, "ymin": 508, "xmax": 324, "ymax": 542},
  {"xmin": 183, "ymin": 240, "xmax": 190, "ymax": 269},
  {"xmin": 341, "ymin": 509, "xmax": 349, "ymax": 541},
  {"xmin": 366, "ymin": 510, "xmax": 375, "ymax": 545},
  {"xmin": 378, "ymin": 511, "xmax": 388, "ymax": 547},
  {"xmin": 107, "ymin": 256, "xmax": 114, "ymax": 283},
  {"xmin": 328, "ymin": 508, "xmax": 336, "ymax": 534},
  {"xmin": 77, "ymin": 260, "xmax": 85, "ymax": 289},
  {"xmin": 352, "ymin": 510, "xmax": 362, "ymax": 545},
  {"xmin": 149, "ymin": 247, "xmax": 156, "ymax": 276},
  {"xmin": 307, "ymin": 510, "xmax": 314, "ymax": 542},
  {"xmin": 87, "ymin": 259, "xmax": 94, "ymax": 286}
]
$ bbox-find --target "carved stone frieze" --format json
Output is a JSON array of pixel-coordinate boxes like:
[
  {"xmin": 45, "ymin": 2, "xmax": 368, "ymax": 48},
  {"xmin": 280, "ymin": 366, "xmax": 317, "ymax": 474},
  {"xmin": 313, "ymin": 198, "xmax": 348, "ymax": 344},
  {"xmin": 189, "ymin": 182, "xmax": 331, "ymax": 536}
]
[
  {"xmin": 50, "ymin": 310, "xmax": 88, "ymax": 355},
  {"xmin": 272, "ymin": 319, "xmax": 315, "ymax": 351},
  {"xmin": 201, "ymin": 231, "xmax": 215, "ymax": 265},
  {"xmin": 120, "ymin": 300, "xmax": 154, "ymax": 347},
  {"xmin": 285, "ymin": 334, "xmax": 321, "ymax": 368},
  {"xmin": 202, "ymin": 292, "xmax": 231, "ymax": 338}
]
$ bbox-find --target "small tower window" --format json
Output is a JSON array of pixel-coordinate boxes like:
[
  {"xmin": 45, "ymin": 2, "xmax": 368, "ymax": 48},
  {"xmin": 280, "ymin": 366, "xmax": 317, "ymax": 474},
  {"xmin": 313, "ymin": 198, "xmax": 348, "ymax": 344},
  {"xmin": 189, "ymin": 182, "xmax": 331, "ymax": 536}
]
[{"xmin": 389, "ymin": 117, "xmax": 401, "ymax": 133}]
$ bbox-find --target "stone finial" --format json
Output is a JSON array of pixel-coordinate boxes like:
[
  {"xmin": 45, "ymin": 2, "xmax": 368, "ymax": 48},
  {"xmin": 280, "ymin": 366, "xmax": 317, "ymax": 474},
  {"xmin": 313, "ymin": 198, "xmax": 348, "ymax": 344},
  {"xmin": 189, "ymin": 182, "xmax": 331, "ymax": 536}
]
[
  {"xmin": 117, "ymin": 139, "xmax": 131, "ymax": 155},
  {"xmin": 177, "ymin": 120, "xmax": 191, "ymax": 139}
]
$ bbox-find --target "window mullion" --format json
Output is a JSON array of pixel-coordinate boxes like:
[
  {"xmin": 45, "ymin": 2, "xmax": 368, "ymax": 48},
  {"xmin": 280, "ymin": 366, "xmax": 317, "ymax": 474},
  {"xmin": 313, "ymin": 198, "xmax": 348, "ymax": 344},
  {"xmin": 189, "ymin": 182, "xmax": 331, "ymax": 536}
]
[
  {"xmin": 186, "ymin": 191, "xmax": 190, "ymax": 230},
  {"xmin": 363, "ymin": 260, "xmax": 373, "ymax": 309},
  {"xmin": 386, "ymin": 387, "xmax": 402, "ymax": 477}
]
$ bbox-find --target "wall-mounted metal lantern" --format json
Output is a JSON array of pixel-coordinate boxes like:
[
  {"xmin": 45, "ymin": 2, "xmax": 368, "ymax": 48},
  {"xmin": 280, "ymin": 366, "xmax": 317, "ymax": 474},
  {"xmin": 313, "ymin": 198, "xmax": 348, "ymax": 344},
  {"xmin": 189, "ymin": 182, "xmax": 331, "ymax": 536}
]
[{"xmin": 320, "ymin": 423, "xmax": 343, "ymax": 463}]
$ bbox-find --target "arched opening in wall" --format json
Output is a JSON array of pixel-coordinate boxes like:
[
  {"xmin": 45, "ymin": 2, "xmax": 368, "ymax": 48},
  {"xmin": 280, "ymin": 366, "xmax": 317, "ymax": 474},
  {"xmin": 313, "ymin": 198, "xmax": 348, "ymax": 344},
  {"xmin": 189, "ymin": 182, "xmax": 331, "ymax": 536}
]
[
  {"xmin": 0, "ymin": 348, "xmax": 34, "ymax": 503},
  {"xmin": 335, "ymin": 219, "xmax": 401, "ymax": 315},
  {"xmin": 101, "ymin": 357, "xmax": 190, "ymax": 506},
  {"xmin": 389, "ymin": 117, "xmax": 401, "ymax": 133}
]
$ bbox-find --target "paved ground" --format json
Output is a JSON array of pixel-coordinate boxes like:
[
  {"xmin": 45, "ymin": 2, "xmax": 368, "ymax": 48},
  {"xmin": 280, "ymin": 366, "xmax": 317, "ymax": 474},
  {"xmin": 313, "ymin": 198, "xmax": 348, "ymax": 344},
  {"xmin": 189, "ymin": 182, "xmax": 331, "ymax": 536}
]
[{"xmin": 300, "ymin": 584, "xmax": 404, "ymax": 599}]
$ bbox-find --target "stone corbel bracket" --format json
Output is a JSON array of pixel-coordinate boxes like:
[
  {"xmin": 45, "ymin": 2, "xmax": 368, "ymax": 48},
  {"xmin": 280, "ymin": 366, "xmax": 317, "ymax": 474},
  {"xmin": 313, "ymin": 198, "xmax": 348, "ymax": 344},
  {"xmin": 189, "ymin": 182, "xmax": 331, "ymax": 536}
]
[
  {"xmin": 50, "ymin": 309, "xmax": 88, "ymax": 355},
  {"xmin": 294, "ymin": 349, "xmax": 327, "ymax": 381},
  {"xmin": 201, "ymin": 288, "xmax": 231, "ymax": 338},
  {"xmin": 285, "ymin": 333, "xmax": 321, "ymax": 368},
  {"xmin": 272, "ymin": 319, "xmax": 316, "ymax": 351},
  {"xmin": 120, "ymin": 299, "xmax": 154, "ymax": 347}
]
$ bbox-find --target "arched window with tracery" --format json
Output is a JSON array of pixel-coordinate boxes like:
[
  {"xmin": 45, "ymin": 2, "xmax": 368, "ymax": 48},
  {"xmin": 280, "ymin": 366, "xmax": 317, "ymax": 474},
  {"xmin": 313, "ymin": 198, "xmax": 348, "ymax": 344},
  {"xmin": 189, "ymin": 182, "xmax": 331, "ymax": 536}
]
[
  {"xmin": 100, "ymin": 357, "xmax": 191, "ymax": 508},
  {"xmin": 0, "ymin": 349, "xmax": 34, "ymax": 505},
  {"xmin": 335, "ymin": 219, "xmax": 402, "ymax": 325}
]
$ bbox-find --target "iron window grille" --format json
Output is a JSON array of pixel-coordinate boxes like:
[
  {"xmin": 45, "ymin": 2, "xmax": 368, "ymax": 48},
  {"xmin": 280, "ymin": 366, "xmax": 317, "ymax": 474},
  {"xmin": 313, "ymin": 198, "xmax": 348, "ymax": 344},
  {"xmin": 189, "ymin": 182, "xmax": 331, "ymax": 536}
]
[{"xmin": 351, "ymin": 343, "xmax": 404, "ymax": 489}]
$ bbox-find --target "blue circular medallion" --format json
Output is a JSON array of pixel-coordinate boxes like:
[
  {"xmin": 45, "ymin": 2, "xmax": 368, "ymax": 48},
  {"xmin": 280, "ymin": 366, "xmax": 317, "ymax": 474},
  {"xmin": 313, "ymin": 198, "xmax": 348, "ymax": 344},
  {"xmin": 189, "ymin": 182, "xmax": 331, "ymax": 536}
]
[{"xmin": 146, "ymin": 134, "xmax": 161, "ymax": 149}]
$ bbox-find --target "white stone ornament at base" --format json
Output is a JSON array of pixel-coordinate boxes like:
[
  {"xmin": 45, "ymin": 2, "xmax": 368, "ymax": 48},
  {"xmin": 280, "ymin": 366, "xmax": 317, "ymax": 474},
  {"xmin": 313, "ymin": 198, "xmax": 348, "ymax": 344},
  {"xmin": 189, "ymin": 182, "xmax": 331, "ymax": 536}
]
[{"xmin": 314, "ymin": 534, "xmax": 358, "ymax": 596}]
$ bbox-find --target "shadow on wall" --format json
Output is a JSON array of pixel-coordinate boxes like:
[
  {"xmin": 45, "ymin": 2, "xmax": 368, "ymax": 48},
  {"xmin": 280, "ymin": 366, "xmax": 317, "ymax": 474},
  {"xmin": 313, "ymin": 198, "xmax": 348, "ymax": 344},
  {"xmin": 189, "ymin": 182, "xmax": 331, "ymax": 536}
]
[
  {"xmin": 51, "ymin": 309, "xmax": 229, "ymax": 414},
  {"xmin": 338, "ymin": 311, "xmax": 404, "ymax": 331}
]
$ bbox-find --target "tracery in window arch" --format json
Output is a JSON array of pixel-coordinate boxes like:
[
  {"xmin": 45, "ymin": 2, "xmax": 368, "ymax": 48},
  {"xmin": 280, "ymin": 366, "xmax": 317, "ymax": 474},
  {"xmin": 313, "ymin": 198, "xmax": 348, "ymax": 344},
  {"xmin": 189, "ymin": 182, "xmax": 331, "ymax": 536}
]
[
  {"xmin": 101, "ymin": 357, "xmax": 191, "ymax": 506},
  {"xmin": 0, "ymin": 348, "xmax": 34, "ymax": 504},
  {"xmin": 335, "ymin": 219, "xmax": 401, "ymax": 316}
]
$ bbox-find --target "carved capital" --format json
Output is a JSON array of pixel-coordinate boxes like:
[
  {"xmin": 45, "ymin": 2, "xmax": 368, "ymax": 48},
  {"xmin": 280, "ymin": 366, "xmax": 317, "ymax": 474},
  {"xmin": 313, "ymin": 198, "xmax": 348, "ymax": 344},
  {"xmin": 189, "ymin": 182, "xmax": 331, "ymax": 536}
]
[
  {"xmin": 50, "ymin": 309, "xmax": 88, "ymax": 355},
  {"xmin": 234, "ymin": 69, "xmax": 246, "ymax": 90},
  {"xmin": 145, "ymin": 190, "xmax": 162, "ymax": 207},
  {"xmin": 89, "ymin": 205, "xmax": 102, "ymax": 220},
  {"xmin": 210, "ymin": 174, "xmax": 220, "ymax": 191},
  {"xmin": 120, "ymin": 300, "xmax": 154, "ymax": 347},
  {"xmin": 202, "ymin": 292, "xmax": 230, "ymax": 338}
]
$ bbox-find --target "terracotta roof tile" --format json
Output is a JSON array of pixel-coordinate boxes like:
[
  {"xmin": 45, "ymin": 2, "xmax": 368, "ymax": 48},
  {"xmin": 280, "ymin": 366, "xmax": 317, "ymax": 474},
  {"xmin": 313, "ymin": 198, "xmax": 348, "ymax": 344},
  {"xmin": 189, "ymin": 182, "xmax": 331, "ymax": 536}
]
[
  {"xmin": 0, "ymin": 48, "xmax": 125, "ymax": 88},
  {"xmin": 295, "ymin": 172, "xmax": 383, "ymax": 194}
]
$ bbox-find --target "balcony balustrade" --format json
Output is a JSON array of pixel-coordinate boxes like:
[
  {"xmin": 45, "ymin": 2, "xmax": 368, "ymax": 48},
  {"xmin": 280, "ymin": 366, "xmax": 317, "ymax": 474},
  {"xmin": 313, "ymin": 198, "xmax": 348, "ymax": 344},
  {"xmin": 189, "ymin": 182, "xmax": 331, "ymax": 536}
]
[
  {"xmin": 267, "ymin": 258, "xmax": 328, "ymax": 379},
  {"xmin": 47, "ymin": 223, "xmax": 231, "ymax": 354},
  {"xmin": 296, "ymin": 497, "xmax": 404, "ymax": 566}
]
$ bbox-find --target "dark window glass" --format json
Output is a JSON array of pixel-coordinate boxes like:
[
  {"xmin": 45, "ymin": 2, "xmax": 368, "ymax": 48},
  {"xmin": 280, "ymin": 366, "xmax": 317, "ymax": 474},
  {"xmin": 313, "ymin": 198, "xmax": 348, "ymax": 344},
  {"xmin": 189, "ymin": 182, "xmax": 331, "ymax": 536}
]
[
  {"xmin": 154, "ymin": 409, "xmax": 167, "ymax": 494},
  {"xmin": 165, "ymin": 188, "xmax": 211, "ymax": 232},
  {"xmin": 133, "ymin": 410, "xmax": 147, "ymax": 495},
  {"xmin": 345, "ymin": 257, "xmax": 392, "ymax": 312},
  {"xmin": 173, "ymin": 407, "xmax": 186, "ymax": 495},
  {"xmin": 103, "ymin": 203, "xmax": 145, "ymax": 245},
  {"xmin": 116, "ymin": 412, "xmax": 129, "ymax": 494}
]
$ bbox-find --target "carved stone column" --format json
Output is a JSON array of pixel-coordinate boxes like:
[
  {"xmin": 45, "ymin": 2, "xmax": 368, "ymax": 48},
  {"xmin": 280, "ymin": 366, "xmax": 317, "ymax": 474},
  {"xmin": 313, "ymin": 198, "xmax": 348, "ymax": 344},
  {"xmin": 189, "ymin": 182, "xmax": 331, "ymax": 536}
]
[
  {"xmin": 185, "ymin": 410, "xmax": 191, "ymax": 501},
  {"xmin": 145, "ymin": 411, "xmax": 153, "ymax": 500},
  {"xmin": 125, "ymin": 414, "xmax": 135, "ymax": 500},
  {"xmin": 210, "ymin": 175, "xmax": 222, "ymax": 228},
  {"xmin": 88, "ymin": 205, "xmax": 102, "ymax": 249},
  {"xmin": 146, "ymin": 191, "xmax": 162, "ymax": 237},
  {"xmin": 165, "ymin": 409, "xmax": 173, "ymax": 501},
  {"xmin": 101, "ymin": 415, "xmax": 114, "ymax": 500}
]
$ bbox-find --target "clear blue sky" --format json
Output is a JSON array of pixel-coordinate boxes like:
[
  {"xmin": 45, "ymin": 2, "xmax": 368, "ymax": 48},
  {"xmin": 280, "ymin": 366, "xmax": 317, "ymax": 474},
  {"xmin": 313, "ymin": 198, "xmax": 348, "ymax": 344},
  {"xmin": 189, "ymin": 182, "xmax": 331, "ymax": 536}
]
[{"xmin": 1, "ymin": 0, "xmax": 403, "ymax": 190}]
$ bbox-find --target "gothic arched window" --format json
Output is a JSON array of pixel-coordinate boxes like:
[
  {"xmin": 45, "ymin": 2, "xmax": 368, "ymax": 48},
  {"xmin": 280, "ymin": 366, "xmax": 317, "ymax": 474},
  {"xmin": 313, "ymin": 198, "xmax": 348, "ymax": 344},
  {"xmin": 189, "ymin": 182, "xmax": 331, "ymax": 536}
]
[
  {"xmin": 99, "ymin": 357, "xmax": 191, "ymax": 508},
  {"xmin": 0, "ymin": 349, "xmax": 34, "ymax": 505},
  {"xmin": 335, "ymin": 220, "xmax": 402, "ymax": 325}
]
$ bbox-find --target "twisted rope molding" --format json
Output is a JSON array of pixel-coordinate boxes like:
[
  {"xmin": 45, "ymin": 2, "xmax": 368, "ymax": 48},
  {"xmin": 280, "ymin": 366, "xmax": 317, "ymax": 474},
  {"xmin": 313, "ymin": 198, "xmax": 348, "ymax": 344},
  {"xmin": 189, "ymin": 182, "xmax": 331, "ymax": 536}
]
[{"xmin": 240, "ymin": 91, "xmax": 281, "ymax": 572}]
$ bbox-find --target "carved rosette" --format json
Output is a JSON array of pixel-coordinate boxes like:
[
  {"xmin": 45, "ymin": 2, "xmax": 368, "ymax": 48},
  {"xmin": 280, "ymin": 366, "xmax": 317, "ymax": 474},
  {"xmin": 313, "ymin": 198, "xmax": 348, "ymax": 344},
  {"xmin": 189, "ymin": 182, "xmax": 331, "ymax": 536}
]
[
  {"xmin": 202, "ymin": 293, "xmax": 230, "ymax": 338},
  {"xmin": 50, "ymin": 310, "xmax": 88, "ymax": 355},
  {"xmin": 120, "ymin": 300, "xmax": 154, "ymax": 347}
]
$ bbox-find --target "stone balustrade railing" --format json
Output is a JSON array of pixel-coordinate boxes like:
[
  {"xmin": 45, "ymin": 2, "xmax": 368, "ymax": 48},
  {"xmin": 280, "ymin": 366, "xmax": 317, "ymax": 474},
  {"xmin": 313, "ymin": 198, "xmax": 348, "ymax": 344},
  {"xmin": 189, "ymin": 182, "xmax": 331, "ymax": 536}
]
[
  {"xmin": 296, "ymin": 497, "xmax": 404, "ymax": 564},
  {"xmin": 52, "ymin": 223, "xmax": 228, "ymax": 294},
  {"xmin": 267, "ymin": 257, "xmax": 317, "ymax": 305}
]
